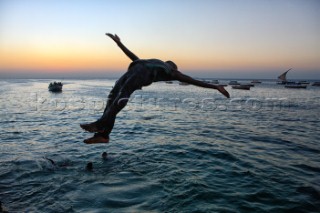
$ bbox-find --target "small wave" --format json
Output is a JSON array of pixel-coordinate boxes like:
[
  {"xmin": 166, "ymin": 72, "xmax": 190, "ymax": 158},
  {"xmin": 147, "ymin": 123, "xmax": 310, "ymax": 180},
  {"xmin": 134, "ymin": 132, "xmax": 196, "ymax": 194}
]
[
  {"xmin": 293, "ymin": 164, "xmax": 320, "ymax": 174},
  {"xmin": 296, "ymin": 186, "xmax": 320, "ymax": 200},
  {"xmin": 188, "ymin": 147, "xmax": 238, "ymax": 163}
]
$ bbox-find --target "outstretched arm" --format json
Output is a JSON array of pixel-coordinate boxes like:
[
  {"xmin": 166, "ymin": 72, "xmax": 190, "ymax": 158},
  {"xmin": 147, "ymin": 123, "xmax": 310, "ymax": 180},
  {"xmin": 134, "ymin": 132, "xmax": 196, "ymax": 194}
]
[
  {"xmin": 172, "ymin": 71, "xmax": 230, "ymax": 98},
  {"xmin": 106, "ymin": 33, "xmax": 139, "ymax": 61}
]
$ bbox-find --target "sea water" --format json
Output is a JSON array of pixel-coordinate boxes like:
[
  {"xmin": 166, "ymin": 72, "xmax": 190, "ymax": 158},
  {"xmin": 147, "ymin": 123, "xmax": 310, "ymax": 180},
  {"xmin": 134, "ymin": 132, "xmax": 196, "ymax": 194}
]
[{"xmin": 0, "ymin": 79, "xmax": 319, "ymax": 212}]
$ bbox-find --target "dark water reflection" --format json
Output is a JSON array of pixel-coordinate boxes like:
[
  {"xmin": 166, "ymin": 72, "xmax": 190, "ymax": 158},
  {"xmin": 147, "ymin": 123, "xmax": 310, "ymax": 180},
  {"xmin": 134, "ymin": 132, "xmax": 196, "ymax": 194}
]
[{"xmin": 0, "ymin": 79, "xmax": 319, "ymax": 212}]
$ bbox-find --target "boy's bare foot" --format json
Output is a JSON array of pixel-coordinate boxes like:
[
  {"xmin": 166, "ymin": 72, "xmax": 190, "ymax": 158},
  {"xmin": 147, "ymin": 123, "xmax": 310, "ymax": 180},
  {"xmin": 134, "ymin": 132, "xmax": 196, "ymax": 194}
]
[
  {"xmin": 84, "ymin": 133, "xmax": 109, "ymax": 144},
  {"xmin": 80, "ymin": 122, "xmax": 104, "ymax": 133}
]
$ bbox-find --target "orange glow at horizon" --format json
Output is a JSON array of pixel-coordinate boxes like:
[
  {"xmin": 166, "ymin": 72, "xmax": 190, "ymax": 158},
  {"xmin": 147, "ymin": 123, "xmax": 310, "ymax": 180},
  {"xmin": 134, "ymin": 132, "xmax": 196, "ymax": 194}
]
[
  {"xmin": 0, "ymin": 45, "xmax": 132, "ymax": 72},
  {"xmin": 0, "ymin": 0, "xmax": 319, "ymax": 79},
  {"xmin": 1, "ymin": 50, "xmax": 319, "ymax": 73},
  {"xmin": 1, "ymin": 41, "xmax": 319, "ymax": 73}
]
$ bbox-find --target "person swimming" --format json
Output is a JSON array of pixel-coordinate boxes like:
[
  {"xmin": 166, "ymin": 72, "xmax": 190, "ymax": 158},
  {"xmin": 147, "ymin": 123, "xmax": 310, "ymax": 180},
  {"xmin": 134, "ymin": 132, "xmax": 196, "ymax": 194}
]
[
  {"xmin": 86, "ymin": 162, "xmax": 93, "ymax": 171},
  {"xmin": 80, "ymin": 33, "xmax": 230, "ymax": 144},
  {"xmin": 102, "ymin": 152, "xmax": 108, "ymax": 160},
  {"xmin": 44, "ymin": 157, "xmax": 70, "ymax": 168}
]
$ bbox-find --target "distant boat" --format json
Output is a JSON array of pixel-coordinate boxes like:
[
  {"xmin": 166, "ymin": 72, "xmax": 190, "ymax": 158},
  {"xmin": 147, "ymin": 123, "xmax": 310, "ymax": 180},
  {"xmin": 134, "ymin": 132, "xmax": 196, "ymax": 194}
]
[
  {"xmin": 284, "ymin": 81, "xmax": 307, "ymax": 89},
  {"xmin": 285, "ymin": 84, "xmax": 307, "ymax": 89},
  {"xmin": 232, "ymin": 84, "xmax": 251, "ymax": 90},
  {"xmin": 298, "ymin": 81, "xmax": 309, "ymax": 85},
  {"xmin": 251, "ymin": 80, "xmax": 262, "ymax": 84},
  {"xmin": 277, "ymin": 68, "xmax": 292, "ymax": 84},
  {"xmin": 179, "ymin": 82, "xmax": 189, "ymax": 86},
  {"xmin": 217, "ymin": 84, "xmax": 228, "ymax": 87},
  {"xmin": 202, "ymin": 79, "xmax": 219, "ymax": 84},
  {"xmin": 229, "ymin": 81, "xmax": 240, "ymax": 85},
  {"xmin": 48, "ymin": 81, "xmax": 63, "ymax": 92},
  {"xmin": 165, "ymin": 81, "xmax": 173, "ymax": 84},
  {"xmin": 312, "ymin": 82, "xmax": 320, "ymax": 86}
]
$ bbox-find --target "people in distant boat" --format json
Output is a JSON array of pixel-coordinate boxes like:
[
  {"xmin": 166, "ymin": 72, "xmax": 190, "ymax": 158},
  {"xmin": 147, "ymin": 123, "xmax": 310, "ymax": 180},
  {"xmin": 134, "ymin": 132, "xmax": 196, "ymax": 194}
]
[
  {"xmin": 48, "ymin": 81, "xmax": 63, "ymax": 92},
  {"xmin": 49, "ymin": 81, "xmax": 62, "ymax": 86},
  {"xmin": 80, "ymin": 33, "xmax": 230, "ymax": 144}
]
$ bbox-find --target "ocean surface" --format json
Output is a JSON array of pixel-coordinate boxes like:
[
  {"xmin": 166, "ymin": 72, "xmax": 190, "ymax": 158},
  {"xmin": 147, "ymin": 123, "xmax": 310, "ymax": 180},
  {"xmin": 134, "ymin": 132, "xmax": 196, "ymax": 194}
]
[{"xmin": 0, "ymin": 79, "xmax": 319, "ymax": 212}]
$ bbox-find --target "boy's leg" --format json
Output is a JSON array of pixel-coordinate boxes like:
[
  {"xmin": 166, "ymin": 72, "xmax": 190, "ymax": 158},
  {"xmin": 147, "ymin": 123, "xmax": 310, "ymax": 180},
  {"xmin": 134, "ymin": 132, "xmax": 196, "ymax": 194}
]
[
  {"xmin": 83, "ymin": 81, "xmax": 137, "ymax": 143},
  {"xmin": 80, "ymin": 83, "xmax": 134, "ymax": 133},
  {"xmin": 81, "ymin": 63, "xmax": 149, "ymax": 133},
  {"xmin": 80, "ymin": 75, "xmax": 128, "ymax": 132},
  {"xmin": 83, "ymin": 63, "xmax": 154, "ymax": 143},
  {"xmin": 104, "ymin": 75, "xmax": 129, "ymax": 112}
]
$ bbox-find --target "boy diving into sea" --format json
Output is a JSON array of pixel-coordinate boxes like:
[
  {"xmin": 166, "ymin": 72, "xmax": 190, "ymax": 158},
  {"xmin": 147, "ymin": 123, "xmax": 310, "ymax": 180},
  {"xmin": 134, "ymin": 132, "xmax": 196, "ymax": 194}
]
[{"xmin": 80, "ymin": 33, "xmax": 230, "ymax": 144}]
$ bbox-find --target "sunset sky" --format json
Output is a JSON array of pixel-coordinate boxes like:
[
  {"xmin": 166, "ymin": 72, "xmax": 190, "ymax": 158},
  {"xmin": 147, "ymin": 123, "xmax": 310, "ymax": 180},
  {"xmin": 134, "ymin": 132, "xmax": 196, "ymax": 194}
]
[{"xmin": 0, "ymin": 0, "xmax": 319, "ymax": 79}]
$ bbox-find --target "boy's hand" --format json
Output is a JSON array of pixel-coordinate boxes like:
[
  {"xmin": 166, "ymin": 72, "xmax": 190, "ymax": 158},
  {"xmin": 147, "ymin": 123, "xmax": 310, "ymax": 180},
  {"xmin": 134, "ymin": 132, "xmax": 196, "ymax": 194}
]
[
  {"xmin": 217, "ymin": 86, "xmax": 230, "ymax": 98},
  {"xmin": 106, "ymin": 33, "xmax": 121, "ymax": 44}
]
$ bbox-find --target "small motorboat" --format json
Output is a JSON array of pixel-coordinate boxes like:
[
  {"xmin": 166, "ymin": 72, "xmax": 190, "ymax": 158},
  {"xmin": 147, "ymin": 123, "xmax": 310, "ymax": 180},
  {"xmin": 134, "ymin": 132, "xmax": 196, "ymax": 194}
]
[
  {"xmin": 210, "ymin": 80, "xmax": 219, "ymax": 84},
  {"xmin": 312, "ymin": 82, "xmax": 320, "ymax": 86},
  {"xmin": 251, "ymin": 80, "xmax": 262, "ymax": 84},
  {"xmin": 285, "ymin": 83, "xmax": 307, "ymax": 89},
  {"xmin": 228, "ymin": 81, "xmax": 240, "ymax": 85},
  {"xmin": 232, "ymin": 84, "xmax": 252, "ymax": 90},
  {"xmin": 48, "ymin": 81, "xmax": 63, "ymax": 92},
  {"xmin": 298, "ymin": 81, "xmax": 310, "ymax": 85},
  {"xmin": 217, "ymin": 84, "xmax": 228, "ymax": 87},
  {"xmin": 179, "ymin": 82, "xmax": 189, "ymax": 86}
]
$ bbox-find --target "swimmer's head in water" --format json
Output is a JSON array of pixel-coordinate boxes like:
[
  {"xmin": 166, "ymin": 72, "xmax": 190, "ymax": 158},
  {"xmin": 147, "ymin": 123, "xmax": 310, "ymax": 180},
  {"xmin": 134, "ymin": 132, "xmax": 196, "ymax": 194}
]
[
  {"xmin": 86, "ymin": 162, "xmax": 93, "ymax": 171},
  {"xmin": 102, "ymin": 152, "xmax": 108, "ymax": 159},
  {"xmin": 165, "ymin": 61, "xmax": 178, "ymax": 70}
]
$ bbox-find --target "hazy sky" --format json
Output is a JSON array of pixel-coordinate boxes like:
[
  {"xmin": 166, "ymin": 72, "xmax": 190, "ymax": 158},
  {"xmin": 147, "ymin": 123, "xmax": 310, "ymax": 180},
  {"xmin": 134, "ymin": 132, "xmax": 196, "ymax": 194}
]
[{"xmin": 0, "ymin": 0, "xmax": 319, "ymax": 79}]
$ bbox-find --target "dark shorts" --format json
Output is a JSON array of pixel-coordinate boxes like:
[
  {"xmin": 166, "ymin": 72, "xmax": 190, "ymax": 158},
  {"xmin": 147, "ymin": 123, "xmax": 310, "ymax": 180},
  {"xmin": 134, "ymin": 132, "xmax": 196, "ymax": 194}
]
[{"xmin": 116, "ymin": 62, "xmax": 155, "ymax": 91}]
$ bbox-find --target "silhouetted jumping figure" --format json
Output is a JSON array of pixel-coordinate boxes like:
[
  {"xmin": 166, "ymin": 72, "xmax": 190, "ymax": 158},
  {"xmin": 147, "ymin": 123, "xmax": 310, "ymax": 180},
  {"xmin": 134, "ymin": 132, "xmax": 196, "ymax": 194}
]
[{"xmin": 80, "ymin": 33, "xmax": 230, "ymax": 144}]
